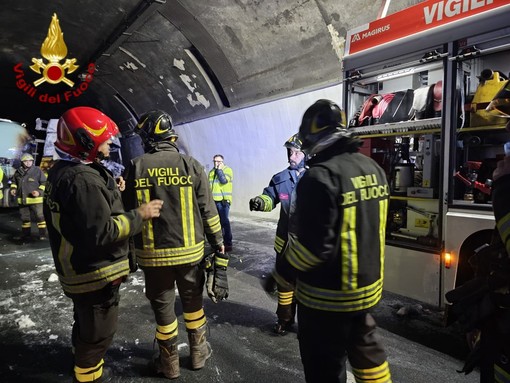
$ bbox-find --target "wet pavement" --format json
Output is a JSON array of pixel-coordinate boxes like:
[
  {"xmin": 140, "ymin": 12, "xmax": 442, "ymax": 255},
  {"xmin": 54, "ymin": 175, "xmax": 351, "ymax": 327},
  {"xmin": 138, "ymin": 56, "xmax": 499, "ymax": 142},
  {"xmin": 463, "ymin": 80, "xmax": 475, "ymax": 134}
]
[{"xmin": 0, "ymin": 208, "xmax": 479, "ymax": 382}]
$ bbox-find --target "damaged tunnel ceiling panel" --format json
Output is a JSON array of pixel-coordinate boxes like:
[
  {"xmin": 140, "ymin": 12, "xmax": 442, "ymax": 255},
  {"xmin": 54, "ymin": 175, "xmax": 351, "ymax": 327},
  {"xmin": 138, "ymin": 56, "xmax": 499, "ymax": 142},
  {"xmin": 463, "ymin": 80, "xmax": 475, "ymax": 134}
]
[{"xmin": 0, "ymin": 0, "xmax": 422, "ymax": 128}]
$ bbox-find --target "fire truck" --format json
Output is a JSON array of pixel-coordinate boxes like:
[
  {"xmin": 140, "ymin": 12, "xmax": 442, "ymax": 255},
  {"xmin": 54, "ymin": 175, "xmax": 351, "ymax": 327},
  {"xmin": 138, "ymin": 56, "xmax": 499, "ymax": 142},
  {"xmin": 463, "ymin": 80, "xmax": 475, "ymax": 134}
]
[{"xmin": 343, "ymin": 0, "xmax": 510, "ymax": 308}]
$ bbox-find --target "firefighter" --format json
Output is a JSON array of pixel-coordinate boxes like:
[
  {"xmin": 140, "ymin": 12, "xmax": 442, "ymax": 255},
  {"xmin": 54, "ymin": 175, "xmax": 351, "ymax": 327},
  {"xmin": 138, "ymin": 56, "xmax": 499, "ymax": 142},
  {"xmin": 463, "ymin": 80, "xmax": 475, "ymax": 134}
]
[
  {"xmin": 43, "ymin": 106, "xmax": 163, "ymax": 383},
  {"xmin": 10, "ymin": 152, "xmax": 47, "ymax": 240},
  {"xmin": 249, "ymin": 133, "xmax": 306, "ymax": 334},
  {"xmin": 488, "ymin": 145, "xmax": 510, "ymax": 383},
  {"xmin": 446, "ymin": 115, "xmax": 510, "ymax": 383},
  {"xmin": 273, "ymin": 99, "xmax": 392, "ymax": 383},
  {"xmin": 123, "ymin": 110, "xmax": 227, "ymax": 379}
]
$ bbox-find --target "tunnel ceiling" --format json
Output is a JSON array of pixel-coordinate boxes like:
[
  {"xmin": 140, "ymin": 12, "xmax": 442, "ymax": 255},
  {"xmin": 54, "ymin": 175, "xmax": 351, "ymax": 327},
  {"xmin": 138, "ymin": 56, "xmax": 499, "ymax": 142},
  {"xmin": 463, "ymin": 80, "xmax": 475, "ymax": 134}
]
[{"xmin": 0, "ymin": 0, "xmax": 420, "ymax": 132}]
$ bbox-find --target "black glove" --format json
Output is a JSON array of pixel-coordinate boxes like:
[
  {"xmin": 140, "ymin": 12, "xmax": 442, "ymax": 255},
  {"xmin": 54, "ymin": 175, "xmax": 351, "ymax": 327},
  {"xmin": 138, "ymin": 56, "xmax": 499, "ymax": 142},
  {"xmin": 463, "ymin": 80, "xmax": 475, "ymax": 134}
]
[
  {"xmin": 249, "ymin": 196, "xmax": 265, "ymax": 211},
  {"xmin": 206, "ymin": 251, "xmax": 229, "ymax": 303},
  {"xmin": 212, "ymin": 267, "xmax": 229, "ymax": 301}
]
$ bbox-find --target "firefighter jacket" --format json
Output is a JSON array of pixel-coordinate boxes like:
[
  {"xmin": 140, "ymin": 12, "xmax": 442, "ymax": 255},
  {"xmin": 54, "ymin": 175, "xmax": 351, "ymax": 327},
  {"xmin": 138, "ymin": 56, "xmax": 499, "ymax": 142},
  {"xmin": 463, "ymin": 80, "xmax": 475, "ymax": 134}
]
[
  {"xmin": 11, "ymin": 165, "xmax": 46, "ymax": 205},
  {"xmin": 123, "ymin": 141, "xmax": 223, "ymax": 268},
  {"xmin": 43, "ymin": 160, "xmax": 143, "ymax": 295},
  {"xmin": 209, "ymin": 165, "xmax": 233, "ymax": 203},
  {"xmin": 256, "ymin": 167, "xmax": 305, "ymax": 254},
  {"xmin": 274, "ymin": 138, "xmax": 389, "ymax": 313}
]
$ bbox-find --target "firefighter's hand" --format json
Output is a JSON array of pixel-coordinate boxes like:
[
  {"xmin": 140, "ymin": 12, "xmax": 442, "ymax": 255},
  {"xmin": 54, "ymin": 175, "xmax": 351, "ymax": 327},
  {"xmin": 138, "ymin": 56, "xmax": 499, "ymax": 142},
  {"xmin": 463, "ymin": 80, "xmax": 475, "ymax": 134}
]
[
  {"xmin": 137, "ymin": 199, "xmax": 164, "ymax": 220},
  {"xmin": 31, "ymin": 190, "xmax": 40, "ymax": 197},
  {"xmin": 116, "ymin": 176, "xmax": 126, "ymax": 192},
  {"xmin": 249, "ymin": 196, "xmax": 264, "ymax": 211},
  {"xmin": 493, "ymin": 156, "xmax": 510, "ymax": 181},
  {"xmin": 216, "ymin": 243, "xmax": 225, "ymax": 254}
]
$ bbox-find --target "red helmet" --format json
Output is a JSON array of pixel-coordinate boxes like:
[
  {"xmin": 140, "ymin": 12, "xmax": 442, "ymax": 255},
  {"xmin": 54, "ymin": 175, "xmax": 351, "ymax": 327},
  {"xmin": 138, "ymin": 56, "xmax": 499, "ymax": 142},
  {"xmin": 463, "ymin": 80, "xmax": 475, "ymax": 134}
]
[{"xmin": 56, "ymin": 107, "xmax": 119, "ymax": 162}]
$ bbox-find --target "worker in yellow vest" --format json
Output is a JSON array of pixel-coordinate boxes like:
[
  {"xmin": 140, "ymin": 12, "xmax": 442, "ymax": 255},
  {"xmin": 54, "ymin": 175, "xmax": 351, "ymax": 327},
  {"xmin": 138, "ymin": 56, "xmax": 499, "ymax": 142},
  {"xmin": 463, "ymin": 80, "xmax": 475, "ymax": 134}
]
[{"xmin": 209, "ymin": 154, "xmax": 233, "ymax": 252}]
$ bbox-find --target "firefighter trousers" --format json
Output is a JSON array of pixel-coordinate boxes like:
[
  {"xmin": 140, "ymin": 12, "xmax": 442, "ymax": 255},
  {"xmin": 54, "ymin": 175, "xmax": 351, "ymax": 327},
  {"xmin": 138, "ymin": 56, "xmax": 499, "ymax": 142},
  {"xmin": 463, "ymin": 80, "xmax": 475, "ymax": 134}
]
[
  {"xmin": 298, "ymin": 305, "xmax": 392, "ymax": 383},
  {"xmin": 70, "ymin": 282, "xmax": 121, "ymax": 371},
  {"xmin": 19, "ymin": 203, "xmax": 46, "ymax": 234},
  {"xmin": 143, "ymin": 265, "xmax": 205, "ymax": 326}
]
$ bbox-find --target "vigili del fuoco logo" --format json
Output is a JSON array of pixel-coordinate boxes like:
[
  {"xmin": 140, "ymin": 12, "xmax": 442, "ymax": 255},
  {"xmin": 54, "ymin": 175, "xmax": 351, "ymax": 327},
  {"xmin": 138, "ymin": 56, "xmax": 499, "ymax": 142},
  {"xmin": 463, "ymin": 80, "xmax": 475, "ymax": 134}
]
[{"xmin": 13, "ymin": 13, "xmax": 96, "ymax": 103}]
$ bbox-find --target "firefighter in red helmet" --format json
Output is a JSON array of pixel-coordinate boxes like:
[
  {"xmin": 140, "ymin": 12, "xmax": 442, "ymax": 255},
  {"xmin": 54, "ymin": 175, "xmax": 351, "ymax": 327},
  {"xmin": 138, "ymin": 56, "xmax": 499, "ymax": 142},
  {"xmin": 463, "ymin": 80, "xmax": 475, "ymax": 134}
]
[
  {"xmin": 273, "ymin": 100, "xmax": 392, "ymax": 383},
  {"xmin": 43, "ymin": 106, "xmax": 163, "ymax": 383}
]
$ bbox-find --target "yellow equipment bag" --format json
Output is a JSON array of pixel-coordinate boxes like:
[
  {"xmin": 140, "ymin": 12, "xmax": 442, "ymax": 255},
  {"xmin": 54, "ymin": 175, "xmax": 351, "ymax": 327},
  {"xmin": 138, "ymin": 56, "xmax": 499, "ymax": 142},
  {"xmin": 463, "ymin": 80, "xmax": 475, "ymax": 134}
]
[{"xmin": 469, "ymin": 70, "xmax": 507, "ymax": 127}]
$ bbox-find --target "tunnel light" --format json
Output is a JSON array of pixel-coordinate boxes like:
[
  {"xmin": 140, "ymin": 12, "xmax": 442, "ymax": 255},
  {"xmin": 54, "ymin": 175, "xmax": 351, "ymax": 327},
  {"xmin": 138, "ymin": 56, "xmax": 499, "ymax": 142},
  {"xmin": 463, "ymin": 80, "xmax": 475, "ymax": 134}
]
[{"xmin": 443, "ymin": 252, "xmax": 452, "ymax": 269}]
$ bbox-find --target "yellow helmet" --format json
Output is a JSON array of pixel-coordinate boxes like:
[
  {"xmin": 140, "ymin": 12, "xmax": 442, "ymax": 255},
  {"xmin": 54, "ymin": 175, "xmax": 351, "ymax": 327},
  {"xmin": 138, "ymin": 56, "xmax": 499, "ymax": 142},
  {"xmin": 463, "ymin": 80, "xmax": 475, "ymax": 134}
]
[{"xmin": 20, "ymin": 153, "xmax": 34, "ymax": 162}]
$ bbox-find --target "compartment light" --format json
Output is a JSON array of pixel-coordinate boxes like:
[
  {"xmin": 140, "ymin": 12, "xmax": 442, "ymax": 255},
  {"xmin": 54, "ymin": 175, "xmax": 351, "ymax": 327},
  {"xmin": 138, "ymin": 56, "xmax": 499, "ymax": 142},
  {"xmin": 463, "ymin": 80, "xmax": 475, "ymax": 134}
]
[
  {"xmin": 444, "ymin": 252, "xmax": 452, "ymax": 269},
  {"xmin": 376, "ymin": 67, "xmax": 415, "ymax": 81}
]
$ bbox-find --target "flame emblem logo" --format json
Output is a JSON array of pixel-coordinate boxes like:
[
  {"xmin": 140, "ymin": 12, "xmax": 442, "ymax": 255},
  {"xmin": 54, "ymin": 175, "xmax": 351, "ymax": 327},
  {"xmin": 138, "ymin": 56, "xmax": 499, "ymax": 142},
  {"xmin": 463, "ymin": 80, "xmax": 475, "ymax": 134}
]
[
  {"xmin": 84, "ymin": 123, "xmax": 107, "ymax": 137},
  {"xmin": 29, "ymin": 13, "xmax": 79, "ymax": 87}
]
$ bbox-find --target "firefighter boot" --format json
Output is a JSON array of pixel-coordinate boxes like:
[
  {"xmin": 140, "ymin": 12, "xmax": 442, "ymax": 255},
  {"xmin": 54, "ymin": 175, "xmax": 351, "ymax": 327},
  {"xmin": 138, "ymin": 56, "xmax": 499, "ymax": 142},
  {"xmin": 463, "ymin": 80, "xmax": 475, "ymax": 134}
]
[
  {"xmin": 154, "ymin": 338, "xmax": 180, "ymax": 379},
  {"xmin": 14, "ymin": 227, "xmax": 31, "ymax": 241},
  {"xmin": 38, "ymin": 227, "xmax": 47, "ymax": 241},
  {"xmin": 187, "ymin": 324, "xmax": 211, "ymax": 370}
]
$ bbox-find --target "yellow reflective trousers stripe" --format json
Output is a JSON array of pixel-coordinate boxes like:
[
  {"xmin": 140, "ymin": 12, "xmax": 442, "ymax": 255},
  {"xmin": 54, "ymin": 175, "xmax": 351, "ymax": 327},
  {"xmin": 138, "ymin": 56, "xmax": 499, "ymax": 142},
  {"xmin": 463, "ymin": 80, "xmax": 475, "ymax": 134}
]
[
  {"xmin": 183, "ymin": 308, "xmax": 206, "ymax": 330},
  {"xmin": 156, "ymin": 319, "xmax": 178, "ymax": 341},
  {"xmin": 352, "ymin": 360, "xmax": 392, "ymax": 383}
]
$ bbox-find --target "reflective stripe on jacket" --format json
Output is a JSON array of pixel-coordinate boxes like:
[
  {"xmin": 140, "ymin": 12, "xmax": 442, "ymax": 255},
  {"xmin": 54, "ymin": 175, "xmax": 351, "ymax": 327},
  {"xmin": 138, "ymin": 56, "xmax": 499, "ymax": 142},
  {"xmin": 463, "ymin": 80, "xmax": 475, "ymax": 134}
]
[
  {"xmin": 257, "ymin": 167, "xmax": 304, "ymax": 254},
  {"xmin": 124, "ymin": 142, "xmax": 223, "ymax": 267},
  {"xmin": 276, "ymin": 141, "xmax": 389, "ymax": 313}
]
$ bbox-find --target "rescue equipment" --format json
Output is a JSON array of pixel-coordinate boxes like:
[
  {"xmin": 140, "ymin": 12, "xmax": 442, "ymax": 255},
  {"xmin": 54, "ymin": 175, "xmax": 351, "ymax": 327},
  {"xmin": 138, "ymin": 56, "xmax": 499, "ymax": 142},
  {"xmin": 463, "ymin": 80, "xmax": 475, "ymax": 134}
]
[
  {"xmin": 350, "ymin": 90, "xmax": 414, "ymax": 126},
  {"xmin": 467, "ymin": 69, "xmax": 507, "ymax": 127},
  {"xmin": 486, "ymin": 79, "xmax": 510, "ymax": 118}
]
